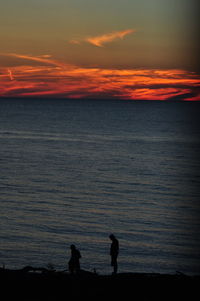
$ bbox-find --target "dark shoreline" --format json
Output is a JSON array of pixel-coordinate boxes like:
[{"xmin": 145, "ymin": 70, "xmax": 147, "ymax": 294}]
[{"xmin": 1, "ymin": 266, "xmax": 199, "ymax": 300}]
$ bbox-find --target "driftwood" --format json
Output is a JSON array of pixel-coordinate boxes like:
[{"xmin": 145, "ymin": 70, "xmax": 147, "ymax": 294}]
[{"xmin": 21, "ymin": 265, "xmax": 54, "ymax": 273}]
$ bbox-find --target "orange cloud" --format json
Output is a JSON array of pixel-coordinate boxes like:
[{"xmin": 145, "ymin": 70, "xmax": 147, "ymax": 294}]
[
  {"xmin": 69, "ymin": 39, "xmax": 82, "ymax": 45},
  {"xmin": 70, "ymin": 29, "xmax": 135, "ymax": 47},
  {"xmin": 8, "ymin": 69, "xmax": 14, "ymax": 81},
  {"xmin": 0, "ymin": 53, "xmax": 200, "ymax": 101},
  {"xmin": 86, "ymin": 29, "xmax": 135, "ymax": 47}
]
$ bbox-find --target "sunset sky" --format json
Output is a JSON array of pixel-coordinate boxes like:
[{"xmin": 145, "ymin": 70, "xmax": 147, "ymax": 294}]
[{"xmin": 0, "ymin": 0, "xmax": 199, "ymax": 100}]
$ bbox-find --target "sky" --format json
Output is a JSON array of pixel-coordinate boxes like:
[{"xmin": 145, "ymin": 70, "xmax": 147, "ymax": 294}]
[{"xmin": 0, "ymin": 0, "xmax": 199, "ymax": 100}]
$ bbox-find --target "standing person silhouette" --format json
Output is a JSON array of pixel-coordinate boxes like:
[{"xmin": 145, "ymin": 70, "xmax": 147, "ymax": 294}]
[
  {"xmin": 68, "ymin": 244, "xmax": 81, "ymax": 274},
  {"xmin": 109, "ymin": 234, "xmax": 119, "ymax": 274}
]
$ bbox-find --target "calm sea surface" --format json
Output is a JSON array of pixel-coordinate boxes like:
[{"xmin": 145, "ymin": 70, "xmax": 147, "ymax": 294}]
[{"xmin": 0, "ymin": 98, "xmax": 200, "ymax": 275}]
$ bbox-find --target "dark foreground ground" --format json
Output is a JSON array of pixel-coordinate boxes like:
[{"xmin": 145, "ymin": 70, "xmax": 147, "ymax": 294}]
[{"xmin": 1, "ymin": 266, "xmax": 199, "ymax": 300}]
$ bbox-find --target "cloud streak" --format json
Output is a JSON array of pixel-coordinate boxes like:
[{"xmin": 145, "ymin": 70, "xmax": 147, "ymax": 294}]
[
  {"xmin": 86, "ymin": 29, "xmax": 135, "ymax": 47},
  {"xmin": 8, "ymin": 69, "xmax": 14, "ymax": 81},
  {"xmin": 0, "ymin": 53, "xmax": 200, "ymax": 101},
  {"xmin": 0, "ymin": 53, "xmax": 65, "ymax": 68},
  {"xmin": 70, "ymin": 29, "xmax": 135, "ymax": 47}
]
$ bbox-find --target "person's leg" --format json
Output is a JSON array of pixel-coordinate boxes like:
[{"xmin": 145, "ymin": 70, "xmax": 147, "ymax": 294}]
[
  {"xmin": 76, "ymin": 262, "xmax": 80, "ymax": 273},
  {"xmin": 113, "ymin": 260, "xmax": 118, "ymax": 274},
  {"xmin": 111, "ymin": 256, "xmax": 118, "ymax": 274}
]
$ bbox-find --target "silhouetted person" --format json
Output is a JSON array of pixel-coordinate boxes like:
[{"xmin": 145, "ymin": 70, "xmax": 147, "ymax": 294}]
[
  {"xmin": 109, "ymin": 234, "xmax": 119, "ymax": 274},
  {"xmin": 68, "ymin": 244, "xmax": 81, "ymax": 274}
]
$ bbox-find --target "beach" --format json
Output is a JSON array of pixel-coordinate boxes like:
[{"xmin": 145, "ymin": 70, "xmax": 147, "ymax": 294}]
[{"xmin": 1, "ymin": 266, "xmax": 199, "ymax": 300}]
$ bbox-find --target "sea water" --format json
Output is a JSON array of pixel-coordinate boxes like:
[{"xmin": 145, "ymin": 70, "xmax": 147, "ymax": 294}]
[{"xmin": 0, "ymin": 98, "xmax": 200, "ymax": 275}]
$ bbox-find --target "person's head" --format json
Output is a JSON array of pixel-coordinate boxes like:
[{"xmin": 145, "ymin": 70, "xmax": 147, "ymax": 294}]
[
  {"xmin": 109, "ymin": 234, "xmax": 115, "ymax": 241},
  {"xmin": 70, "ymin": 244, "xmax": 76, "ymax": 250}
]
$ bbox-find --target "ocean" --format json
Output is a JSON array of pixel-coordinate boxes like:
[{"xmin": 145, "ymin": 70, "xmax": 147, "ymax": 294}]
[{"xmin": 0, "ymin": 98, "xmax": 200, "ymax": 275}]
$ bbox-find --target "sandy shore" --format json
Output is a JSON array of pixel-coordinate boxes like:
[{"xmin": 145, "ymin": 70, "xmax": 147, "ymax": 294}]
[{"xmin": 1, "ymin": 266, "xmax": 199, "ymax": 300}]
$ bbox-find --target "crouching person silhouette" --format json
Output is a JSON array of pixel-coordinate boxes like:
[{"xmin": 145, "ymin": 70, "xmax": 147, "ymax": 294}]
[
  {"xmin": 68, "ymin": 244, "xmax": 81, "ymax": 274},
  {"xmin": 109, "ymin": 234, "xmax": 119, "ymax": 274}
]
